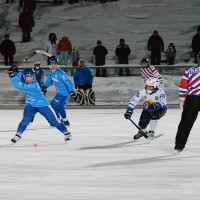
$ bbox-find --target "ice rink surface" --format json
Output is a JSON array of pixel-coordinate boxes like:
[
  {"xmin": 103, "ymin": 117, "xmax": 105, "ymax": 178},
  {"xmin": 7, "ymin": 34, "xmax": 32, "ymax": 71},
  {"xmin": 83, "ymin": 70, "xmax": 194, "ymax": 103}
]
[{"xmin": 0, "ymin": 109, "xmax": 200, "ymax": 200}]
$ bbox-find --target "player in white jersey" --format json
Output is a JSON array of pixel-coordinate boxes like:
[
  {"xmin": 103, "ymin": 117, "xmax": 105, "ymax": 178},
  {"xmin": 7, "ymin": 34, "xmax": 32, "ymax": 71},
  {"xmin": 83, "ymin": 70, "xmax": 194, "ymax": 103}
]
[{"xmin": 124, "ymin": 77, "xmax": 167, "ymax": 140}]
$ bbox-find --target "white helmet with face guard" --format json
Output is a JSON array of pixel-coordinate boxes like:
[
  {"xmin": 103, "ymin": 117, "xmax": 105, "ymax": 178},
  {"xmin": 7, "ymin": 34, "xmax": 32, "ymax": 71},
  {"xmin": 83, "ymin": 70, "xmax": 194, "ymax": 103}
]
[{"xmin": 145, "ymin": 77, "xmax": 160, "ymax": 88}]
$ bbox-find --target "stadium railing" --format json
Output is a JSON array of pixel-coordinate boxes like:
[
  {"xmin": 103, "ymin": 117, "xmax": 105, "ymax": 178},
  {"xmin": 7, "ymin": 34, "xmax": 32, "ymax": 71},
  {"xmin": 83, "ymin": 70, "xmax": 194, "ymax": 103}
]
[{"xmin": 0, "ymin": 63, "xmax": 193, "ymax": 76}]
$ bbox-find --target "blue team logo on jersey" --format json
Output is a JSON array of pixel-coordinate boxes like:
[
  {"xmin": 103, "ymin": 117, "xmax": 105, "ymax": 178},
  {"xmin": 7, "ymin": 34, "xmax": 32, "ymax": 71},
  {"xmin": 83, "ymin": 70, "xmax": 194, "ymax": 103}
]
[
  {"xmin": 52, "ymin": 77, "xmax": 58, "ymax": 82},
  {"xmin": 62, "ymin": 75, "xmax": 66, "ymax": 80},
  {"xmin": 160, "ymin": 94, "xmax": 165, "ymax": 98},
  {"xmin": 190, "ymin": 68, "xmax": 200, "ymax": 74},
  {"xmin": 135, "ymin": 92, "xmax": 140, "ymax": 98}
]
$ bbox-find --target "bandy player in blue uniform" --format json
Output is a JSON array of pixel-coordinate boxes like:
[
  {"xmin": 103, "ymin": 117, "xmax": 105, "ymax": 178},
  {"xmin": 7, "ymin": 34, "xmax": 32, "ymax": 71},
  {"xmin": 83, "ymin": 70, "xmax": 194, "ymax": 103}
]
[
  {"xmin": 8, "ymin": 66, "xmax": 72, "ymax": 143},
  {"xmin": 42, "ymin": 57, "xmax": 77, "ymax": 126}
]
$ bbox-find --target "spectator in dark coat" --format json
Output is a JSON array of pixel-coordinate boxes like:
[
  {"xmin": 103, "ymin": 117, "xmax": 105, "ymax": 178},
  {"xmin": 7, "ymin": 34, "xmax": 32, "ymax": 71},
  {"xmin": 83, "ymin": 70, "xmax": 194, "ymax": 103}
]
[
  {"xmin": 147, "ymin": 30, "xmax": 164, "ymax": 65},
  {"xmin": 192, "ymin": 25, "xmax": 200, "ymax": 63},
  {"xmin": 93, "ymin": 40, "xmax": 108, "ymax": 77},
  {"xmin": 19, "ymin": 0, "xmax": 36, "ymax": 14},
  {"xmin": 166, "ymin": 43, "xmax": 176, "ymax": 65},
  {"xmin": 18, "ymin": 8, "xmax": 35, "ymax": 43},
  {"xmin": 0, "ymin": 34, "xmax": 16, "ymax": 66},
  {"xmin": 115, "ymin": 38, "xmax": 131, "ymax": 76}
]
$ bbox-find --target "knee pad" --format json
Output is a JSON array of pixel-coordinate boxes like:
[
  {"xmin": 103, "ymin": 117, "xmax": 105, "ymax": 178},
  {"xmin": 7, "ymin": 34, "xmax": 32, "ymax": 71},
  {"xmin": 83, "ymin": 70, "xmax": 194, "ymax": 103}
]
[
  {"xmin": 150, "ymin": 112, "xmax": 160, "ymax": 120},
  {"xmin": 86, "ymin": 89, "xmax": 95, "ymax": 105},
  {"xmin": 150, "ymin": 109, "xmax": 166, "ymax": 120},
  {"xmin": 77, "ymin": 89, "xmax": 86, "ymax": 105}
]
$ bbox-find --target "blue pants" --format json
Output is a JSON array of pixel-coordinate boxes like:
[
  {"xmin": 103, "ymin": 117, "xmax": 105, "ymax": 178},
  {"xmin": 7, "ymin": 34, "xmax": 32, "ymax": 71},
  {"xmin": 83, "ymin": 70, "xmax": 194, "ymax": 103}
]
[
  {"xmin": 51, "ymin": 94, "xmax": 68, "ymax": 119},
  {"xmin": 17, "ymin": 105, "xmax": 68, "ymax": 135}
]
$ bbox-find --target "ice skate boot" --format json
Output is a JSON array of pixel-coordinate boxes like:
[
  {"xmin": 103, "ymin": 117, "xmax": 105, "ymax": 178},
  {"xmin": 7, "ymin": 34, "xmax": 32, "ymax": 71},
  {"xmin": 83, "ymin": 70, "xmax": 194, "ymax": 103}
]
[
  {"xmin": 61, "ymin": 119, "xmax": 70, "ymax": 126},
  {"xmin": 147, "ymin": 131, "xmax": 155, "ymax": 140},
  {"xmin": 174, "ymin": 144, "xmax": 183, "ymax": 154},
  {"xmin": 64, "ymin": 132, "xmax": 72, "ymax": 141},
  {"xmin": 133, "ymin": 129, "xmax": 147, "ymax": 140},
  {"xmin": 11, "ymin": 134, "xmax": 21, "ymax": 143}
]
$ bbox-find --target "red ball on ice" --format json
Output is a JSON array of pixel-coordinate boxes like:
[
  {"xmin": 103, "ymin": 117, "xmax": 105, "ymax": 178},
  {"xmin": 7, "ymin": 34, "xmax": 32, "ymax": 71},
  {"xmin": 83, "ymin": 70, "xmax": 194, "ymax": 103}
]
[{"xmin": 34, "ymin": 143, "xmax": 38, "ymax": 147}]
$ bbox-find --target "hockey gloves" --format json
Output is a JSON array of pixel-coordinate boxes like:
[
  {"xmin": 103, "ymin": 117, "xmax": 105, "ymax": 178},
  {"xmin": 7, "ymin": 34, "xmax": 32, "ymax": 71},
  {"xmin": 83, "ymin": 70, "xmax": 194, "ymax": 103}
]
[
  {"xmin": 42, "ymin": 86, "xmax": 47, "ymax": 94},
  {"xmin": 124, "ymin": 109, "xmax": 133, "ymax": 119},
  {"xmin": 8, "ymin": 66, "xmax": 15, "ymax": 78},
  {"xmin": 70, "ymin": 91, "xmax": 78, "ymax": 101}
]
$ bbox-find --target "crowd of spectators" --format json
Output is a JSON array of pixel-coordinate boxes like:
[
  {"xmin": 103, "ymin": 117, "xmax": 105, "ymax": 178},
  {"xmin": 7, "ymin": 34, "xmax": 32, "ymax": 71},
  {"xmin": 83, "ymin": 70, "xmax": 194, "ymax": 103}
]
[{"xmin": 0, "ymin": 1, "xmax": 200, "ymax": 78}]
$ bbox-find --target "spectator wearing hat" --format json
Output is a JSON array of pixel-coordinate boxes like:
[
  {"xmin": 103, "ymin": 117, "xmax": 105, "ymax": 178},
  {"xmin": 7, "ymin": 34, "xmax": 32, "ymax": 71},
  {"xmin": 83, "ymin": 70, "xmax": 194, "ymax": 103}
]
[
  {"xmin": 33, "ymin": 61, "xmax": 46, "ymax": 89},
  {"xmin": 0, "ymin": 34, "xmax": 16, "ymax": 66},
  {"xmin": 192, "ymin": 25, "xmax": 200, "ymax": 63},
  {"xmin": 147, "ymin": 30, "xmax": 164, "ymax": 65},
  {"xmin": 115, "ymin": 38, "xmax": 131, "ymax": 76},
  {"xmin": 93, "ymin": 40, "xmax": 108, "ymax": 77}
]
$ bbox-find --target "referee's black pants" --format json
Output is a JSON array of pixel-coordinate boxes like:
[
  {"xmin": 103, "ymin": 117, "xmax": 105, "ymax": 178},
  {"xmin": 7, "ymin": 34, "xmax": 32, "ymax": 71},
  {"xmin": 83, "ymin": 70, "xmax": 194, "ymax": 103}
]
[{"xmin": 175, "ymin": 95, "xmax": 200, "ymax": 150}]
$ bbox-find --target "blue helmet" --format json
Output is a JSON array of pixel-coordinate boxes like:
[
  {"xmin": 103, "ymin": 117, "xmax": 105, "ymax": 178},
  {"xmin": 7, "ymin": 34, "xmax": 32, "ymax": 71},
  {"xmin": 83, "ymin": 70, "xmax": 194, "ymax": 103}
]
[
  {"xmin": 23, "ymin": 68, "xmax": 35, "ymax": 83},
  {"xmin": 49, "ymin": 57, "xmax": 59, "ymax": 65}
]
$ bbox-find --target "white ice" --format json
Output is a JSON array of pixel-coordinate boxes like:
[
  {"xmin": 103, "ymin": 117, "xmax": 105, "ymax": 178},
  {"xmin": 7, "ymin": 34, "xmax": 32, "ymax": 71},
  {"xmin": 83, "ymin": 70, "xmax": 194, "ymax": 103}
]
[{"xmin": 0, "ymin": 108, "xmax": 200, "ymax": 200}]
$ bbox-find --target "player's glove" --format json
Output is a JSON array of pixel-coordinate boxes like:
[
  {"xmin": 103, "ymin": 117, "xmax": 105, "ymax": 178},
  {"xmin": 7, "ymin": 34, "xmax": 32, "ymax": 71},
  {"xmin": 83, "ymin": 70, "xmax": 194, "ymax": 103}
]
[
  {"xmin": 124, "ymin": 110, "xmax": 133, "ymax": 119},
  {"xmin": 42, "ymin": 86, "xmax": 47, "ymax": 94},
  {"xmin": 147, "ymin": 103, "xmax": 156, "ymax": 111},
  {"xmin": 8, "ymin": 66, "xmax": 15, "ymax": 78},
  {"xmin": 179, "ymin": 100, "xmax": 184, "ymax": 109},
  {"xmin": 70, "ymin": 91, "xmax": 77, "ymax": 101}
]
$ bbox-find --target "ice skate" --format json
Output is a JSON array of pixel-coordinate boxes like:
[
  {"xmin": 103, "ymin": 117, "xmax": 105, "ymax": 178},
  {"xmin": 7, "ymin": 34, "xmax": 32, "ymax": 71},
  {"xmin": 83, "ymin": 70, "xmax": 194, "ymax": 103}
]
[
  {"xmin": 174, "ymin": 148, "xmax": 183, "ymax": 154},
  {"xmin": 174, "ymin": 143, "xmax": 183, "ymax": 153},
  {"xmin": 147, "ymin": 131, "xmax": 155, "ymax": 140},
  {"xmin": 133, "ymin": 129, "xmax": 147, "ymax": 140},
  {"xmin": 11, "ymin": 134, "xmax": 21, "ymax": 143},
  {"xmin": 64, "ymin": 132, "xmax": 72, "ymax": 141},
  {"xmin": 61, "ymin": 119, "xmax": 70, "ymax": 126}
]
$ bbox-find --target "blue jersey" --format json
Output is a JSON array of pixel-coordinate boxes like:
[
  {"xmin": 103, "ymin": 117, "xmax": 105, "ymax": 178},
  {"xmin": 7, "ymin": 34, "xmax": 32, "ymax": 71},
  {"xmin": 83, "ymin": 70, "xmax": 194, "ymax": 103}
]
[
  {"xmin": 73, "ymin": 66, "xmax": 93, "ymax": 85},
  {"xmin": 44, "ymin": 68, "xmax": 74, "ymax": 97},
  {"xmin": 11, "ymin": 76, "xmax": 50, "ymax": 107}
]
